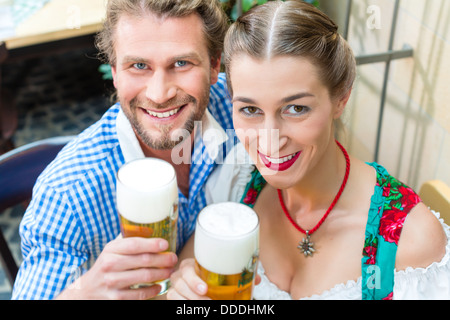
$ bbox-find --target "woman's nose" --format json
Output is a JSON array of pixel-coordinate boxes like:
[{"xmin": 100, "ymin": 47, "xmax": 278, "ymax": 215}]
[{"xmin": 258, "ymin": 124, "xmax": 288, "ymax": 157}]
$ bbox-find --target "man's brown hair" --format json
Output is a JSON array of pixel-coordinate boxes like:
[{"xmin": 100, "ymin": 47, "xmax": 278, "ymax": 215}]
[{"xmin": 96, "ymin": 0, "xmax": 229, "ymax": 66}]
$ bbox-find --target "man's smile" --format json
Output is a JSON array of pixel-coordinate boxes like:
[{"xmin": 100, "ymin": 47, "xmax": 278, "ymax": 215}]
[{"xmin": 145, "ymin": 105, "xmax": 186, "ymax": 119}]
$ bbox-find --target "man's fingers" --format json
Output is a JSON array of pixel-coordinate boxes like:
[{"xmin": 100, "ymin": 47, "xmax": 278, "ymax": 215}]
[
  {"xmin": 98, "ymin": 251, "xmax": 177, "ymax": 274},
  {"xmin": 104, "ymin": 268, "xmax": 174, "ymax": 291},
  {"xmin": 129, "ymin": 251, "xmax": 177, "ymax": 270},
  {"xmin": 113, "ymin": 284, "xmax": 163, "ymax": 300},
  {"xmin": 106, "ymin": 237, "xmax": 169, "ymax": 255}
]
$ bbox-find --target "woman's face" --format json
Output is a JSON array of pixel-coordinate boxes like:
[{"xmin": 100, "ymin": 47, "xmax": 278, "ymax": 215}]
[{"xmin": 231, "ymin": 55, "xmax": 347, "ymax": 189}]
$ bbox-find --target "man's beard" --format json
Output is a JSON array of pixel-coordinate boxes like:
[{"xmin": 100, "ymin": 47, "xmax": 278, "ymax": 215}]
[{"xmin": 122, "ymin": 93, "xmax": 208, "ymax": 150}]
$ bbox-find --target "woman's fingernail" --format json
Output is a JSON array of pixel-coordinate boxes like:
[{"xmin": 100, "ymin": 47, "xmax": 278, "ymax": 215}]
[{"xmin": 197, "ymin": 284, "xmax": 207, "ymax": 294}]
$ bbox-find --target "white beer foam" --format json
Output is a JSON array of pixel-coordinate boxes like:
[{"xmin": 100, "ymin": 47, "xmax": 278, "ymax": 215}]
[
  {"xmin": 117, "ymin": 158, "xmax": 177, "ymax": 224},
  {"xmin": 195, "ymin": 202, "xmax": 259, "ymax": 275}
]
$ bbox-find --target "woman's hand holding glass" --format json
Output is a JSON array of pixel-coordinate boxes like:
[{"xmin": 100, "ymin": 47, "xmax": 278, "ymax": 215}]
[
  {"xmin": 168, "ymin": 259, "xmax": 262, "ymax": 300},
  {"xmin": 168, "ymin": 258, "xmax": 210, "ymax": 300}
]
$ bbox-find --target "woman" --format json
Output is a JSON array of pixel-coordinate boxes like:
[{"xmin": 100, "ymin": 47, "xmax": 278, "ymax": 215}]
[{"xmin": 168, "ymin": 0, "xmax": 450, "ymax": 300}]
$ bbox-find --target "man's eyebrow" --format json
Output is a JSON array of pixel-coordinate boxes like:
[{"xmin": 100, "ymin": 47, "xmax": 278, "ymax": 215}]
[
  {"xmin": 169, "ymin": 52, "xmax": 203, "ymax": 63},
  {"xmin": 121, "ymin": 56, "xmax": 150, "ymax": 65},
  {"xmin": 120, "ymin": 53, "xmax": 203, "ymax": 65}
]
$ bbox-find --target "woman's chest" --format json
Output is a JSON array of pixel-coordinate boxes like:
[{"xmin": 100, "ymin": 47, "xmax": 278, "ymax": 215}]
[{"xmin": 257, "ymin": 208, "xmax": 367, "ymax": 299}]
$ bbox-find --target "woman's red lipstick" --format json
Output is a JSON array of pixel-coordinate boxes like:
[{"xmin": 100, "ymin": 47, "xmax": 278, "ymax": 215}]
[{"xmin": 258, "ymin": 151, "xmax": 301, "ymax": 171}]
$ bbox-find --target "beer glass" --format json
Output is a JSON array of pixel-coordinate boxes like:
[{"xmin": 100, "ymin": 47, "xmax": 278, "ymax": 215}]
[
  {"xmin": 194, "ymin": 202, "xmax": 259, "ymax": 300},
  {"xmin": 116, "ymin": 158, "xmax": 178, "ymax": 294}
]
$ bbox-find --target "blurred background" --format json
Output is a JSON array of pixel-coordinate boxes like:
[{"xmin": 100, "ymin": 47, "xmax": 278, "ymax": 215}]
[{"xmin": 0, "ymin": 0, "xmax": 449, "ymax": 299}]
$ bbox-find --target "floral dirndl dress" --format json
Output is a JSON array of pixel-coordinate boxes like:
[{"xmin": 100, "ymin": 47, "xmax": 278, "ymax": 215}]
[{"xmin": 240, "ymin": 162, "xmax": 422, "ymax": 300}]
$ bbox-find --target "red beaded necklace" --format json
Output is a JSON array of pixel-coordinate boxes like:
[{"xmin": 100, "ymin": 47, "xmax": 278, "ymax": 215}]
[{"xmin": 277, "ymin": 140, "xmax": 350, "ymax": 257}]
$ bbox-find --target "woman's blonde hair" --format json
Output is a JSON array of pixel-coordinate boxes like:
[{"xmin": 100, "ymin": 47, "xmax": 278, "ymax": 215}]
[
  {"xmin": 224, "ymin": 0, "xmax": 356, "ymax": 100},
  {"xmin": 96, "ymin": 0, "xmax": 229, "ymax": 66}
]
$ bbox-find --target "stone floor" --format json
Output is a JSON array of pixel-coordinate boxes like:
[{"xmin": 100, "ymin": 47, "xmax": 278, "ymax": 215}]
[{"xmin": 0, "ymin": 46, "xmax": 113, "ymax": 299}]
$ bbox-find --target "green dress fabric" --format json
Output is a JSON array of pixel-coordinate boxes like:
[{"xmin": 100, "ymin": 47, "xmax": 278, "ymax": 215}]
[{"xmin": 239, "ymin": 162, "xmax": 421, "ymax": 300}]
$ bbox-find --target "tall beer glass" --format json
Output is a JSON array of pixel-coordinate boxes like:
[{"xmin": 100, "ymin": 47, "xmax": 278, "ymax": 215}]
[
  {"xmin": 194, "ymin": 202, "xmax": 259, "ymax": 300},
  {"xmin": 116, "ymin": 158, "xmax": 178, "ymax": 294}
]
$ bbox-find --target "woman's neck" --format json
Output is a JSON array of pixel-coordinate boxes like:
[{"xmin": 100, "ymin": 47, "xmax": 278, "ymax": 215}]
[{"xmin": 281, "ymin": 140, "xmax": 348, "ymax": 216}]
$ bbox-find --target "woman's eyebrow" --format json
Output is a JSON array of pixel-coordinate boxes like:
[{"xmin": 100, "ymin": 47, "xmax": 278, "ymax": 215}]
[
  {"xmin": 280, "ymin": 92, "xmax": 314, "ymax": 104},
  {"xmin": 232, "ymin": 93, "xmax": 314, "ymax": 104},
  {"xmin": 232, "ymin": 96, "xmax": 257, "ymax": 104}
]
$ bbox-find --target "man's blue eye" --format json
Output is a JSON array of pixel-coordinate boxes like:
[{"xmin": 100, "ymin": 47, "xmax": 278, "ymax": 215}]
[
  {"xmin": 175, "ymin": 61, "xmax": 188, "ymax": 67},
  {"xmin": 134, "ymin": 63, "xmax": 147, "ymax": 70}
]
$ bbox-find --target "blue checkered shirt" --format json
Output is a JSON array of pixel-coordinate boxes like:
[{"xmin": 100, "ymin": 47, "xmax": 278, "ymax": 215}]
[{"xmin": 11, "ymin": 74, "xmax": 234, "ymax": 300}]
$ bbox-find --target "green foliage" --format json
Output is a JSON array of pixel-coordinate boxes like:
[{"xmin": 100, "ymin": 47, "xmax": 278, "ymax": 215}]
[
  {"xmin": 303, "ymin": 0, "xmax": 320, "ymax": 8},
  {"xmin": 98, "ymin": 64, "xmax": 113, "ymax": 80}
]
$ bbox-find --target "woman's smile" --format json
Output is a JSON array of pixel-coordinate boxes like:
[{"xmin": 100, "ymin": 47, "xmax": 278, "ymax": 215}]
[{"xmin": 258, "ymin": 150, "xmax": 302, "ymax": 171}]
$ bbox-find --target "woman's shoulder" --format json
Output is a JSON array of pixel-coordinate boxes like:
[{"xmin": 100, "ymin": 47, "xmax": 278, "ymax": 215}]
[
  {"xmin": 361, "ymin": 162, "xmax": 447, "ymax": 270},
  {"xmin": 396, "ymin": 202, "xmax": 447, "ymax": 271}
]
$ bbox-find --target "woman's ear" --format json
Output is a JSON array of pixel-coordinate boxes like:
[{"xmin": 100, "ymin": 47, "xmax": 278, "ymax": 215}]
[{"xmin": 334, "ymin": 88, "xmax": 352, "ymax": 119}]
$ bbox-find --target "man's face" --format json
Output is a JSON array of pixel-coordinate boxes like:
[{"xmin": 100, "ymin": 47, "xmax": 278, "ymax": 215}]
[{"xmin": 111, "ymin": 12, "xmax": 221, "ymax": 150}]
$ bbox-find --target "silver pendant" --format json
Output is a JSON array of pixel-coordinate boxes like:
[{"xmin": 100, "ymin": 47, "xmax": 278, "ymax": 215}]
[{"xmin": 298, "ymin": 231, "xmax": 315, "ymax": 257}]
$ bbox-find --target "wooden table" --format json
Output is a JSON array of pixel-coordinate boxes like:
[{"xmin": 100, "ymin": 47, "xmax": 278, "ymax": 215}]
[
  {"xmin": 5, "ymin": 0, "xmax": 106, "ymax": 50},
  {"xmin": 0, "ymin": 0, "xmax": 107, "ymax": 153}
]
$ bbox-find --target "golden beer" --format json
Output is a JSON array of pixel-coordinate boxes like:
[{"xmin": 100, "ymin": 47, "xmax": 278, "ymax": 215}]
[
  {"xmin": 194, "ymin": 202, "xmax": 259, "ymax": 300},
  {"xmin": 195, "ymin": 259, "xmax": 256, "ymax": 300},
  {"xmin": 116, "ymin": 158, "xmax": 178, "ymax": 294},
  {"xmin": 119, "ymin": 205, "xmax": 178, "ymax": 252}
]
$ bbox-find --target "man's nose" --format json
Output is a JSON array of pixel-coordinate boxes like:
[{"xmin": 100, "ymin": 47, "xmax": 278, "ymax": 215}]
[{"xmin": 145, "ymin": 71, "xmax": 177, "ymax": 105}]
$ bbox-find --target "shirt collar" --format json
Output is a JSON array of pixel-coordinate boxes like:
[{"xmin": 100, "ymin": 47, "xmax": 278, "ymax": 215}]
[{"xmin": 116, "ymin": 104, "xmax": 228, "ymax": 163}]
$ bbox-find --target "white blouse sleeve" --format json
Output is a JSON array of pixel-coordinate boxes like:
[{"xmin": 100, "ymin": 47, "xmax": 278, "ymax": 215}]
[
  {"xmin": 393, "ymin": 211, "xmax": 450, "ymax": 300},
  {"xmin": 204, "ymin": 143, "xmax": 255, "ymax": 204}
]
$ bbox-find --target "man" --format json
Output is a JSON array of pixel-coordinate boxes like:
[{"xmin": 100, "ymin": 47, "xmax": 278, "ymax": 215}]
[{"xmin": 12, "ymin": 0, "xmax": 233, "ymax": 300}]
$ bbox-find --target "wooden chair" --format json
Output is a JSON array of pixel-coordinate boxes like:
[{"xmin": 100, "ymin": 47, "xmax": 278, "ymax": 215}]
[
  {"xmin": 419, "ymin": 180, "xmax": 450, "ymax": 224},
  {"xmin": 0, "ymin": 135, "xmax": 74, "ymax": 286}
]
